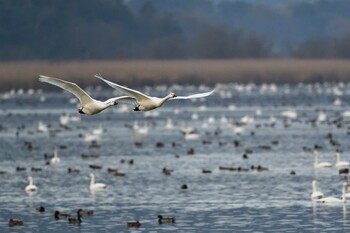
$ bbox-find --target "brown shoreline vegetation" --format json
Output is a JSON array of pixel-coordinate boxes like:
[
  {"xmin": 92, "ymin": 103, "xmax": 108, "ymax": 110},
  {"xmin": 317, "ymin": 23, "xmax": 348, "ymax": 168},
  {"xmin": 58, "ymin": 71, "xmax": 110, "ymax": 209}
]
[{"xmin": 1, "ymin": 59, "xmax": 350, "ymax": 90}]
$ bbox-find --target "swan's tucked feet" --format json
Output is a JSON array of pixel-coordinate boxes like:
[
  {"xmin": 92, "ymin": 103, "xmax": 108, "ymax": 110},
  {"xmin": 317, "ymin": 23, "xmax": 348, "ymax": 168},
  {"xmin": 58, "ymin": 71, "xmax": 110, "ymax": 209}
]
[
  {"xmin": 134, "ymin": 106, "xmax": 140, "ymax": 111},
  {"xmin": 78, "ymin": 107, "xmax": 85, "ymax": 114}
]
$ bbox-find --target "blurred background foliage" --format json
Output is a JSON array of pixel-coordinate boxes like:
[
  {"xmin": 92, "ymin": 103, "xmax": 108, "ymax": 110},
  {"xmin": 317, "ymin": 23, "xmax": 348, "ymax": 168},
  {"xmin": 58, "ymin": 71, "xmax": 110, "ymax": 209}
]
[{"xmin": 2, "ymin": 0, "xmax": 350, "ymax": 60}]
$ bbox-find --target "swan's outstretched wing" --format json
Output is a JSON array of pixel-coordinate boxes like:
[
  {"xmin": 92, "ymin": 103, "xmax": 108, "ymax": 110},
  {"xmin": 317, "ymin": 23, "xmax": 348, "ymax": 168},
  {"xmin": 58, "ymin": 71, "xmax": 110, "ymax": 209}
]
[
  {"xmin": 106, "ymin": 96, "xmax": 139, "ymax": 107},
  {"xmin": 171, "ymin": 89, "xmax": 215, "ymax": 100},
  {"xmin": 39, "ymin": 75, "xmax": 94, "ymax": 105},
  {"xmin": 95, "ymin": 75, "xmax": 151, "ymax": 102}
]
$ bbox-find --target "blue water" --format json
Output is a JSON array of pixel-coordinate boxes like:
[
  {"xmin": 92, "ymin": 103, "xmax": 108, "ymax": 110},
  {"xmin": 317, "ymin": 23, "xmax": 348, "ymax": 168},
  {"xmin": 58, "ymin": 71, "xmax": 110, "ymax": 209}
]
[{"xmin": 1, "ymin": 83, "xmax": 350, "ymax": 232}]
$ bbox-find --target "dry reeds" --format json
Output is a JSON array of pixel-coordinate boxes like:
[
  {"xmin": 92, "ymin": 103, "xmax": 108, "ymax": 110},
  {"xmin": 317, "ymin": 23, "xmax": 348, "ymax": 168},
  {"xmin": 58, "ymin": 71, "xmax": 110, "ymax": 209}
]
[{"xmin": 0, "ymin": 59, "xmax": 350, "ymax": 90}]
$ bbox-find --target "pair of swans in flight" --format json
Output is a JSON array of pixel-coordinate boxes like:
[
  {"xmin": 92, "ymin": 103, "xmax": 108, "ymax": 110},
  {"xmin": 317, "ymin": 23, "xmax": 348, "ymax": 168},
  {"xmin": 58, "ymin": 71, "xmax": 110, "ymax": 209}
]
[{"xmin": 39, "ymin": 75, "xmax": 215, "ymax": 115}]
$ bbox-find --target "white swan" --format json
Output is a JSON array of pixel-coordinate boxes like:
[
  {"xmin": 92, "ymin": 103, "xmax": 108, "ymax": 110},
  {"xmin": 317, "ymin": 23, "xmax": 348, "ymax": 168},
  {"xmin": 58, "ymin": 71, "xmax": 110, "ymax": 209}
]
[
  {"xmin": 336, "ymin": 152, "xmax": 350, "ymax": 167},
  {"xmin": 50, "ymin": 147, "xmax": 60, "ymax": 165},
  {"xmin": 95, "ymin": 75, "xmax": 215, "ymax": 111},
  {"xmin": 89, "ymin": 173, "xmax": 106, "ymax": 190},
  {"xmin": 317, "ymin": 181, "xmax": 347, "ymax": 204},
  {"xmin": 39, "ymin": 75, "xmax": 123, "ymax": 115},
  {"xmin": 92, "ymin": 124, "xmax": 104, "ymax": 136},
  {"xmin": 311, "ymin": 180, "xmax": 324, "ymax": 200},
  {"xmin": 313, "ymin": 150, "xmax": 332, "ymax": 168},
  {"xmin": 317, "ymin": 111, "xmax": 327, "ymax": 123},
  {"xmin": 37, "ymin": 121, "xmax": 48, "ymax": 133},
  {"xmin": 25, "ymin": 176, "xmax": 38, "ymax": 192},
  {"xmin": 281, "ymin": 108, "xmax": 297, "ymax": 119}
]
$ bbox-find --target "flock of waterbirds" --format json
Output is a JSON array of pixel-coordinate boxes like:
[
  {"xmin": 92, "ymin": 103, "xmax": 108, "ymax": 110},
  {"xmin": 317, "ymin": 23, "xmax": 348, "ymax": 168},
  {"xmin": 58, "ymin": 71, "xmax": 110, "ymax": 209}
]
[
  {"xmin": 4, "ymin": 78, "xmax": 350, "ymax": 229},
  {"xmin": 7, "ymin": 74, "xmax": 215, "ymax": 228}
]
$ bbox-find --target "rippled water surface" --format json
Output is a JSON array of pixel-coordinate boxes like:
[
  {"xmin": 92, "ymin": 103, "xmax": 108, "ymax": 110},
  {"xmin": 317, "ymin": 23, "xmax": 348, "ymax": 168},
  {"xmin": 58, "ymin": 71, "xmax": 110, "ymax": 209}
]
[{"xmin": 1, "ymin": 83, "xmax": 350, "ymax": 232}]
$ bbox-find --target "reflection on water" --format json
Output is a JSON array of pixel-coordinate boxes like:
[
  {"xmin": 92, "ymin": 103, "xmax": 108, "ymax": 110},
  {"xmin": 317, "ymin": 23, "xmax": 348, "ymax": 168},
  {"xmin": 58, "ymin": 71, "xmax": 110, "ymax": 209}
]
[{"xmin": 1, "ymin": 83, "xmax": 350, "ymax": 232}]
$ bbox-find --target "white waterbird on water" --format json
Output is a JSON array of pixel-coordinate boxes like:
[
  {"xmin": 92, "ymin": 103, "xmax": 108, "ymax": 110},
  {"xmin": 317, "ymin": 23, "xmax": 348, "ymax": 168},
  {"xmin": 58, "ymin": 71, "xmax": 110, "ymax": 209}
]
[
  {"xmin": 313, "ymin": 150, "xmax": 332, "ymax": 168},
  {"xmin": 317, "ymin": 182, "xmax": 347, "ymax": 204},
  {"xmin": 311, "ymin": 180, "xmax": 324, "ymax": 200},
  {"xmin": 39, "ymin": 75, "xmax": 124, "ymax": 115},
  {"xmin": 335, "ymin": 151, "xmax": 350, "ymax": 168},
  {"xmin": 89, "ymin": 173, "xmax": 106, "ymax": 191},
  {"xmin": 95, "ymin": 74, "xmax": 215, "ymax": 111},
  {"xmin": 25, "ymin": 176, "xmax": 38, "ymax": 192},
  {"xmin": 50, "ymin": 147, "xmax": 61, "ymax": 165}
]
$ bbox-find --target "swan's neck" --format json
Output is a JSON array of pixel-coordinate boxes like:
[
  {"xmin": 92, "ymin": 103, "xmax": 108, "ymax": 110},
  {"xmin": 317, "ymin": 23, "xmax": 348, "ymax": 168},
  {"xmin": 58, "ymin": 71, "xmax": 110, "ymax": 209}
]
[
  {"xmin": 90, "ymin": 176, "xmax": 95, "ymax": 186},
  {"xmin": 343, "ymin": 186, "xmax": 347, "ymax": 203},
  {"xmin": 29, "ymin": 178, "xmax": 33, "ymax": 186},
  {"xmin": 158, "ymin": 94, "xmax": 174, "ymax": 106},
  {"xmin": 99, "ymin": 100, "xmax": 115, "ymax": 111},
  {"xmin": 314, "ymin": 154, "xmax": 319, "ymax": 165},
  {"xmin": 107, "ymin": 101, "xmax": 116, "ymax": 107},
  {"xmin": 336, "ymin": 153, "xmax": 340, "ymax": 163},
  {"xmin": 54, "ymin": 148, "xmax": 58, "ymax": 158},
  {"xmin": 312, "ymin": 182, "xmax": 317, "ymax": 192}
]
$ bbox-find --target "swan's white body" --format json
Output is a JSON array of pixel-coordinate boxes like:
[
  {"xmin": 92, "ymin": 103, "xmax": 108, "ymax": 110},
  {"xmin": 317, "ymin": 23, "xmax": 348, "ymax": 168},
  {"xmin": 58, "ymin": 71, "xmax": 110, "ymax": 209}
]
[
  {"xmin": 37, "ymin": 121, "xmax": 48, "ymax": 133},
  {"xmin": 95, "ymin": 75, "xmax": 215, "ymax": 111},
  {"xmin": 311, "ymin": 180, "xmax": 324, "ymax": 200},
  {"xmin": 89, "ymin": 173, "xmax": 106, "ymax": 190},
  {"xmin": 39, "ymin": 75, "xmax": 122, "ymax": 115},
  {"xmin": 241, "ymin": 115, "xmax": 254, "ymax": 124},
  {"xmin": 313, "ymin": 150, "xmax": 332, "ymax": 168},
  {"xmin": 335, "ymin": 152, "xmax": 350, "ymax": 167},
  {"xmin": 25, "ymin": 176, "xmax": 38, "ymax": 192},
  {"xmin": 165, "ymin": 118, "xmax": 174, "ymax": 129},
  {"xmin": 92, "ymin": 124, "xmax": 104, "ymax": 136},
  {"xmin": 317, "ymin": 182, "xmax": 347, "ymax": 204},
  {"xmin": 231, "ymin": 124, "xmax": 244, "ymax": 135},
  {"xmin": 50, "ymin": 148, "xmax": 61, "ymax": 165},
  {"xmin": 317, "ymin": 111, "xmax": 327, "ymax": 122},
  {"xmin": 183, "ymin": 131, "xmax": 200, "ymax": 140},
  {"xmin": 281, "ymin": 108, "xmax": 297, "ymax": 119}
]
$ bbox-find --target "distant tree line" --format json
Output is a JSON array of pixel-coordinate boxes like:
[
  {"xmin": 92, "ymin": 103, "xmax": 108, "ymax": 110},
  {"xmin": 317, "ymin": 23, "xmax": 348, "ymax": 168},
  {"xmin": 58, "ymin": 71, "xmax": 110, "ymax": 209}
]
[
  {"xmin": 1, "ymin": 0, "xmax": 350, "ymax": 60},
  {"xmin": 291, "ymin": 35, "xmax": 350, "ymax": 58}
]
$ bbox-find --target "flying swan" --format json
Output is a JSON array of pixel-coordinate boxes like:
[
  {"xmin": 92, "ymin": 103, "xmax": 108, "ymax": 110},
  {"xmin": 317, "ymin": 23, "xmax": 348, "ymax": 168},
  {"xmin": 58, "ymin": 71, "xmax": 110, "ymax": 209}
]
[
  {"xmin": 95, "ymin": 75, "xmax": 215, "ymax": 111},
  {"xmin": 39, "ymin": 75, "xmax": 124, "ymax": 115}
]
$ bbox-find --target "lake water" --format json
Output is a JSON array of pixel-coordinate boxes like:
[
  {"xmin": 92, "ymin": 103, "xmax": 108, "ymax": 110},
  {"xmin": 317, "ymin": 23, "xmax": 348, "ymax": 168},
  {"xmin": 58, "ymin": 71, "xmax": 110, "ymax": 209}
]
[{"xmin": 1, "ymin": 83, "xmax": 350, "ymax": 232}]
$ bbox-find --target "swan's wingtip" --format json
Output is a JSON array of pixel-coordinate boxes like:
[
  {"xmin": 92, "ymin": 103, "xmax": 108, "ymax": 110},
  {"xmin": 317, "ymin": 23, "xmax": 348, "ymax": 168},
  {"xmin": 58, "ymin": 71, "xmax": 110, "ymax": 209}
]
[
  {"xmin": 94, "ymin": 74, "xmax": 103, "ymax": 79},
  {"xmin": 39, "ymin": 75, "xmax": 50, "ymax": 81}
]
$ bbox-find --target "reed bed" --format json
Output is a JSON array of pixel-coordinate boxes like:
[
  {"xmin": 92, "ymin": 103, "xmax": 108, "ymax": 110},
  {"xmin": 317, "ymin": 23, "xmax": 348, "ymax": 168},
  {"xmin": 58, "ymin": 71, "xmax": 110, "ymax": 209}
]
[{"xmin": 1, "ymin": 59, "xmax": 350, "ymax": 90}]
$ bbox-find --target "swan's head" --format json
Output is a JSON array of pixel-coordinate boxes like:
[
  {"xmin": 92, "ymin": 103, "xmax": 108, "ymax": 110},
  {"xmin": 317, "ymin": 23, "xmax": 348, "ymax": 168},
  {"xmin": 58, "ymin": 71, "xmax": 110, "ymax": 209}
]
[
  {"xmin": 169, "ymin": 92, "xmax": 177, "ymax": 98},
  {"xmin": 313, "ymin": 149, "xmax": 318, "ymax": 156},
  {"xmin": 89, "ymin": 173, "xmax": 94, "ymax": 178},
  {"xmin": 78, "ymin": 107, "xmax": 85, "ymax": 114}
]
